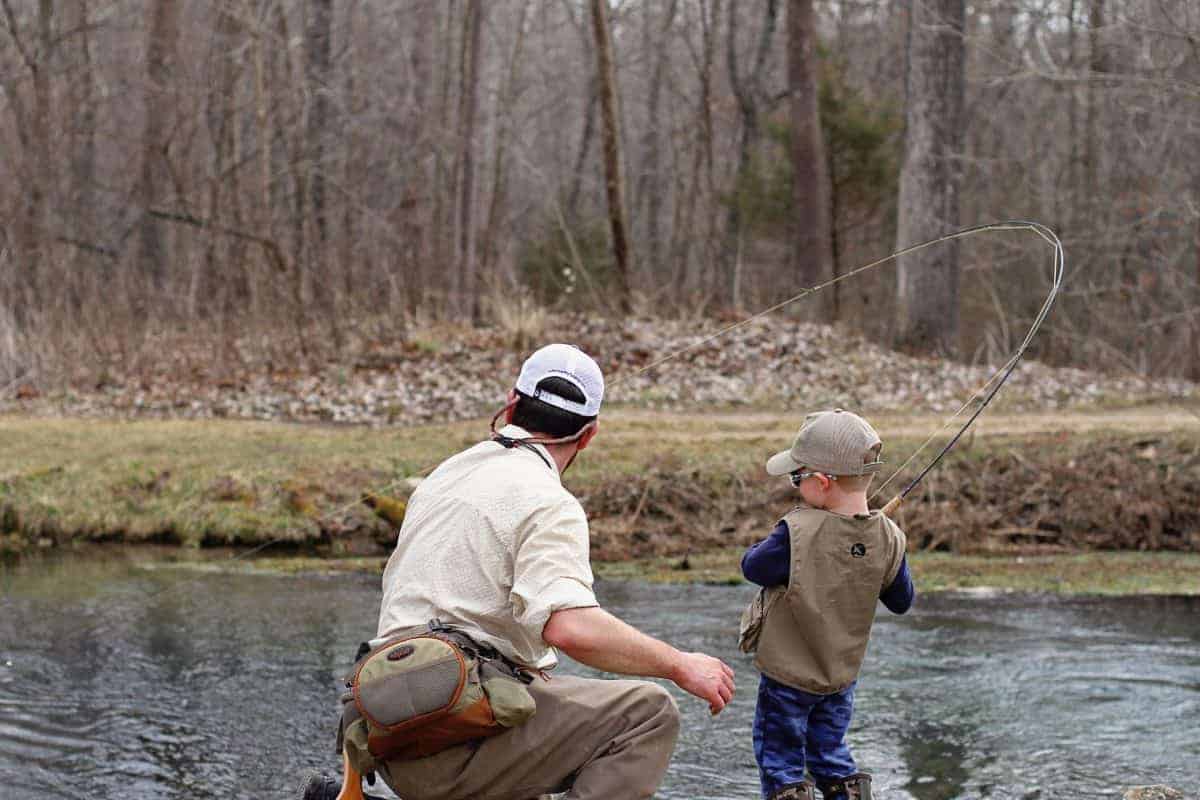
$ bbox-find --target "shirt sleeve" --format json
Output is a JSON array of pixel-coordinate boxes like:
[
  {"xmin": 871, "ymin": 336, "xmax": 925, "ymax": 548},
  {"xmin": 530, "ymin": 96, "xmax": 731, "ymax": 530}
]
[
  {"xmin": 741, "ymin": 520, "xmax": 791, "ymax": 587},
  {"xmin": 879, "ymin": 555, "xmax": 915, "ymax": 614},
  {"xmin": 510, "ymin": 496, "xmax": 599, "ymax": 637}
]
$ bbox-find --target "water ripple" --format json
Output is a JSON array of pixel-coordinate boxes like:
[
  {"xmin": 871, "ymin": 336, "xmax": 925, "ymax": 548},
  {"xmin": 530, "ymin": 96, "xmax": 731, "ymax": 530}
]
[{"xmin": 2, "ymin": 565, "xmax": 1198, "ymax": 799}]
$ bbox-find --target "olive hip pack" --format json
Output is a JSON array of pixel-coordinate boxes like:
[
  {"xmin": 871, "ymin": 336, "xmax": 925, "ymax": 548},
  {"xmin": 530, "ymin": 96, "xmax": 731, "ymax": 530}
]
[{"xmin": 339, "ymin": 622, "xmax": 536, "ymax": 772}]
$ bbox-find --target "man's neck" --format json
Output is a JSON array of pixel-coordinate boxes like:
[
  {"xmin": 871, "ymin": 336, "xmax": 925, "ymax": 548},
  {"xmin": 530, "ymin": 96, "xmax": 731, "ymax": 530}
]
[
  {"xmin": 544, "ymin": 442, "xmax": 578, "ymax": 474},
  {"xmin": 503, "ymin": 424, "xmax": 577, "ymax": 474}
]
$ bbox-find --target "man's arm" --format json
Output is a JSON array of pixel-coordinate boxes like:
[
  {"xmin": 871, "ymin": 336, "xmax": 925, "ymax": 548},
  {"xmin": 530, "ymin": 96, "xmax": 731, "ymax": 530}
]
[
  {"xmin": 542, "ymin": 606, "xmax": 736, "ymax": 714},
  {"xmin": 741, "ymin": 521, "xmax": 790, "ymax": 587}
]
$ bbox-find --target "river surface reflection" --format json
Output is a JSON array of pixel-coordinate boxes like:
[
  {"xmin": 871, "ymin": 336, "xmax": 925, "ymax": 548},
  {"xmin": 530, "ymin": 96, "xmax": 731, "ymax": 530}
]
[{"xmin": 1, "ymin": 553, "xmax": 1197, "ymax": 799}]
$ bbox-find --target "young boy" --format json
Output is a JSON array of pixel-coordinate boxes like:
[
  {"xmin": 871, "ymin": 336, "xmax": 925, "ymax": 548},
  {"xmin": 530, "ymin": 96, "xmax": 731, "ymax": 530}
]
[{"xmin": 739, "ymin": 409, "xmax": 915, "ymax": 800}]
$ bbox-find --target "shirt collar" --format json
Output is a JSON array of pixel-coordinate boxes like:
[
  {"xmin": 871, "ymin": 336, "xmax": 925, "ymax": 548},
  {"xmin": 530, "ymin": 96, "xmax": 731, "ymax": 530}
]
[{"xmin": 496, "ymin": 424, "xmax": 562, "ymax": 478}]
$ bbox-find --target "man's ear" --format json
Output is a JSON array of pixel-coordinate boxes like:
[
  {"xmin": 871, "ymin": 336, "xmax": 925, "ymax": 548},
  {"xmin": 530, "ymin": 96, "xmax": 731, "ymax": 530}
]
[
  {"xmin": 576, "ymin": 420, "xmax": 599, "ymax": 451},
  {"xmin": 504, "ymin": 389, "xmax": 518, "ymax": 423}
]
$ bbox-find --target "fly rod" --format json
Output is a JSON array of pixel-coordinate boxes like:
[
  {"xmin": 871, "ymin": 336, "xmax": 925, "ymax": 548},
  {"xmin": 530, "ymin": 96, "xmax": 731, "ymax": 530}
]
[{"xmin": 875, "ymin": 221, "xmax": 1064, "ymax": 514}]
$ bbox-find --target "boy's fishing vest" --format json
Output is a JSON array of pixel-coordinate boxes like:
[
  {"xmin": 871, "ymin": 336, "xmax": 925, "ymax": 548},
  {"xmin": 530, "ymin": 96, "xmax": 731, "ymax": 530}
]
[{"xmin": 755, "ymin": 507, "xmax": 907, "ymax": 695}]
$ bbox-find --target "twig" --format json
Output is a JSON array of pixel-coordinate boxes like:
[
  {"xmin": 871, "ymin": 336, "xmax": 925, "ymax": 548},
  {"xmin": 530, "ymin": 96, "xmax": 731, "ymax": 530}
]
[
  {"xmin": 148, "ymin": 208, "xmax": 289, "ymax": 273},
  {"xmin": 623, "ymin": 485, "xmax": 650, "ymax": 535}
]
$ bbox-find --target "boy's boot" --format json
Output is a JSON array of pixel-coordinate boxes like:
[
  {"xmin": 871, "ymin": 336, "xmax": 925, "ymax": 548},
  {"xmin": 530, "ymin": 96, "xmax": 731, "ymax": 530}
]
[
  {"xmin": 769, "ymin": 782, "xmax": 817, "ymax": 800},
  {"xmin": 819, "ymin": 772, "xmax": 872, "ymax": 800}
]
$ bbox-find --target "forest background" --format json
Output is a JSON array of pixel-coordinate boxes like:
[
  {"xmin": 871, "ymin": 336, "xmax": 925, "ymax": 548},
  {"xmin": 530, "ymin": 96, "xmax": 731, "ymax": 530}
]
[
  {"xmin": 1, "ymin": 0, "xmax": 1198, "ymax": 388},
  {"xmin": 2, "ymin": 0, "xmax": 1200, "ymax": 580}
]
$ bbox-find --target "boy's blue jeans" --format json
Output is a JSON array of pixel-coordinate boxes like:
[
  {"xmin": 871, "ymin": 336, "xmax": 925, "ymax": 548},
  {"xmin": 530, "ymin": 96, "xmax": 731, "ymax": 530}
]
[{"xmin": 753, "ymin": 674, "xmax": 857, "ymax": 798}]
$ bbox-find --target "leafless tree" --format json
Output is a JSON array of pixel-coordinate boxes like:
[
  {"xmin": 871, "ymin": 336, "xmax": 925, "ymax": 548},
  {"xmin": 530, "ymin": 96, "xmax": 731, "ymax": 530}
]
[
  {"xmin": 788, "ymin": 0, "xmax": 834, "ymax": 320},
  {"xmin": 895, "ymin": 0, "xmax": 966, "ymax": 355},
  {"xmin": 725, "ymin": 0, "xmax": 779, "ymax": 310},
  {"xmin": 137, "ymin": 0, "xmax": 181, "ymax": 298},
  {"xmin": 590, "ymin": 0, "xmax": 632, "ymax": 313}
]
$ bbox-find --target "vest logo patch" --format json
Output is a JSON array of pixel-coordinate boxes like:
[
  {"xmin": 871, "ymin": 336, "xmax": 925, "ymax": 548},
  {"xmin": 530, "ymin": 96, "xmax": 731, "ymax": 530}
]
[{"xmin": 850, "ymin": 543, "xmax": 867, "ymax": 558}]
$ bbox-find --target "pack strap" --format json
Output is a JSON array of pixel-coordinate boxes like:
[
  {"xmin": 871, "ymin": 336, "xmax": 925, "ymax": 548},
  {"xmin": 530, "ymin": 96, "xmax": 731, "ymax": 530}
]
[{"xmin": 491, "ymin": 432, "xmax": 555, "ymax": 472}]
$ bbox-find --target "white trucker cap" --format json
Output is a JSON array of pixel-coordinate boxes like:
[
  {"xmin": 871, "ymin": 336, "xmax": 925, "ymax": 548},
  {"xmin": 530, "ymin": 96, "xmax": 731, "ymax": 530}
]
[{"xmin": 515, "ymin": 344, "xmax": 605, "ymax": 417}]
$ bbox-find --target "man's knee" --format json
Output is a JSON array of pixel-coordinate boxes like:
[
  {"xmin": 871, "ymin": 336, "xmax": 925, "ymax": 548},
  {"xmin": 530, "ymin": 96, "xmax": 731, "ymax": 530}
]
[{"xmin": 633, "ymin": 682, "xmax": 681, "ymax": 735}]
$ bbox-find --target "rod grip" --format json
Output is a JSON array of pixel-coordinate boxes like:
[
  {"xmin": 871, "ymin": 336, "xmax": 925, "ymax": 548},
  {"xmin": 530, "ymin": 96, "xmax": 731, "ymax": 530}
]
[
  {"xmin": 881, "ymin": 495, "xmax": 903, "ymax": 516},
  {"xmin": 336, "ymin": 751, "xmax": 365, "ymax": 800}
]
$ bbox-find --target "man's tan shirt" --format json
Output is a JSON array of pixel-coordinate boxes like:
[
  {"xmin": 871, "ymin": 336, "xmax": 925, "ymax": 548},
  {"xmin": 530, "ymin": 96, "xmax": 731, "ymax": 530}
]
[{"xmin": 376, "ymin": 425, "xmax": 599, "ymax": 669}]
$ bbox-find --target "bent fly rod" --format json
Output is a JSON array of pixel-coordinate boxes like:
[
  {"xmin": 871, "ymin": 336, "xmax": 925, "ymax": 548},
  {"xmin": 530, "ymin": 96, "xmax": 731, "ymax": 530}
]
[
  {"xmin": 611, "ymin": 220, "xmax": 1065, "ymax": 516},
  {"xmin": 872, "ymin": 221, "xmax": 1064, "ymax": 514}
]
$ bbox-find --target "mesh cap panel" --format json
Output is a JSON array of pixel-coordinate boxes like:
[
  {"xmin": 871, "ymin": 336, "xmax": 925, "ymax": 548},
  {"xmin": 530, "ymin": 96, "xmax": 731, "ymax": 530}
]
[
  {"xmin": 358, "ymin": 657, "xmax": 462, "ymax": 727},
  {"xmin": 515, "ymin": 344, "xmax": 604, "ymax": 416},
  {"xmin": 766, "ymin": 409, "xmax": 883, "ymax": 476}
]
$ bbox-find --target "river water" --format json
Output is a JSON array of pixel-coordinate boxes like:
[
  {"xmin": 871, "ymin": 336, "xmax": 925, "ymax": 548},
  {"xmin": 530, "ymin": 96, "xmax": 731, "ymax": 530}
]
[{"xmin": 1, "ymin": 553, "xmax": 1197, "ymax": 800}]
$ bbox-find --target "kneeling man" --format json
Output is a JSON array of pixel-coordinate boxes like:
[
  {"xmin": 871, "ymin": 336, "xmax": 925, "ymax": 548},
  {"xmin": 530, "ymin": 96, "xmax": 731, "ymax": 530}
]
[{"xmin": 319, "ymin": 344, "xmax": 735, "ymax": 800}]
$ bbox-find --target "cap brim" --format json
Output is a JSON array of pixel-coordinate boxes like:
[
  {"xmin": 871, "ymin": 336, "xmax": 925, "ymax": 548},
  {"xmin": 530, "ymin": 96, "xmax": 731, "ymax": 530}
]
[{"xmin": 765, "ymin": 449, "xmax": 802, "ymax": 476}]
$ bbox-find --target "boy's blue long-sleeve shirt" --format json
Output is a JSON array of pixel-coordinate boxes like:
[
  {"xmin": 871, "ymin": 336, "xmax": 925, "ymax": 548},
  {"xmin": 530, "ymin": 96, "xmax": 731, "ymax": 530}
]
[{"xmin": 742, "ymin": 520, "xmax": 915, "ymax": 613}]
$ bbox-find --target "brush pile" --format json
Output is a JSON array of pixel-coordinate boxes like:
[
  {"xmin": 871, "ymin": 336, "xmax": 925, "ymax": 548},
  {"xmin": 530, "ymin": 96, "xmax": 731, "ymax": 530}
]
[{"xmin": 3, "ymin": 314, "xmax": 1195, "ymax": 425}]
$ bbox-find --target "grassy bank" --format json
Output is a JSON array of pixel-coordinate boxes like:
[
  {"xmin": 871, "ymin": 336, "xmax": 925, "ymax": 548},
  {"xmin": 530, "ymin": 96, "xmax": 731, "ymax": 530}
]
[{"xmin": 1, "ymin": 407, "xmax": 1198, "ymax": 569}]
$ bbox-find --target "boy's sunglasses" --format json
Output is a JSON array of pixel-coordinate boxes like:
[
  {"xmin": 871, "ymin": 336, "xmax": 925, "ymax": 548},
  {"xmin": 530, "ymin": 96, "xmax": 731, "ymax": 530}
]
[{"xmin": 788, "ymin": 470, "xmax": 837, "ymax": 487}]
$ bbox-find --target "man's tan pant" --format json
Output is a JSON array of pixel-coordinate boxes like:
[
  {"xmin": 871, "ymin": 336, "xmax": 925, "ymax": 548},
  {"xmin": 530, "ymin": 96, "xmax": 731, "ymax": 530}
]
[{"xmin": 378, "ymin": 674, "xmax": 681, "ymax": 800}]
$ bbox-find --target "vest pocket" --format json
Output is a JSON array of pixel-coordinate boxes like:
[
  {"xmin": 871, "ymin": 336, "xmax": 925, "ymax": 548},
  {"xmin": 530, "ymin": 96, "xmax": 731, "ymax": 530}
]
[{"xmin": 738, "ymin": 586, "xmax": 783, "ymax": 653}]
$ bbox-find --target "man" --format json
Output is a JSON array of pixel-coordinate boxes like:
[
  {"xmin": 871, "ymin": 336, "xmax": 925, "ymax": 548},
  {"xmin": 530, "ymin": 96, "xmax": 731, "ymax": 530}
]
[{"xmin": 308, "ymin": 343, "xmax": 735, "ymax": 800}]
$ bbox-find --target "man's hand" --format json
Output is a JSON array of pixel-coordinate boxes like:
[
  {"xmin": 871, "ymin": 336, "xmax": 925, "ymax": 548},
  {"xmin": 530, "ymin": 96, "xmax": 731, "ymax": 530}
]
[
  {"xmin": 543, "ymin": 607, "xmax": 736, "ymax": 713},
  {"xmin": 671, "ymin": 652, "xmax": 736, "ymax": 715}
]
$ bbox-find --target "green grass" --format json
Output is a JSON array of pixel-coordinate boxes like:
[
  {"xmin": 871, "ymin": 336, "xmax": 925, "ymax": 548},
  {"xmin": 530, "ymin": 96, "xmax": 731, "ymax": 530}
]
[
  {"xmin": 0, "ymin": 417, "xmax": 472, "ymax": 548},
  {"xmin": 0, "ymin": 413, "xmax": 813, "ymax": 549},
  {"xmin": 0, "ymin": 408, "xmax": 1196, "ymax": 566}
]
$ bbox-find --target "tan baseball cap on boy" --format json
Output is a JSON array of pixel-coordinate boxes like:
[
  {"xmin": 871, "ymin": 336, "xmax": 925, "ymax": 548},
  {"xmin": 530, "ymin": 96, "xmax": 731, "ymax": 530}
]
[{"xmin": 765, "ymin": 409, "xmax": 884, "ymax": 477}]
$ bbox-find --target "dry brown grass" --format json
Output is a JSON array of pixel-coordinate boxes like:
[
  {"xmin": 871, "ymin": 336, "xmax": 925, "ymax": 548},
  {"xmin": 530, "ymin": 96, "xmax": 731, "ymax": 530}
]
[{"xmin": 1, "ymin": 409, "xmax": 1197, "ymax": 565}]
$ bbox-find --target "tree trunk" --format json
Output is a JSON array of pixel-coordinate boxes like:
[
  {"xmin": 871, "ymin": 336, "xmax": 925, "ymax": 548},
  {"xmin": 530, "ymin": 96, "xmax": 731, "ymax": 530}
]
[
  {"xmin": 33, "ymin": 0, "xmax": 54, "ymax": 291},
  {"xmin": 200, "ymin": 6, "xmax": 244, "ymax": 318},
  {"xmin": 432, "ymin": 0, "xmax": 458, "ymax": 311},
  {"xmin": 15, "ymin": 0, "xmax": 55, "ymax": 313},
  {"xmin": 634, "ymin": 0, "xmax": 677, "ymax": 280},
  {"xmin": 698, "ymin": 0, "xmax": 721, "ymax": 298},
  {"xmin": 481, "ymin": 0, "xmax": 532, "ymax": 282},
  {"xmin": 1193, "ymin": 163, "xmax": 1200, "ymax": 381},
  {"xmin": 1065, "ymin": 0, "xmax": 1079, "ymax": 227},
  {"xmin": 455, "ymin": 0, "xmax": 484, "ymax": 321},
  {"xmin": 139, "ymin": 0, "xmax": 180, "ymax": 294},
  {"xmin": 725, "ymin": 0, "xmax": 779, "ymax": 309},
  {"xmin": 1084, "ymin": 0, "xmax": 1107, "ymax": 216},
  {"xmin": 554, "ymin": 0, "xmax": 595, "ymax": 223},
  {"xmin": 590, "ymin": 0, "xmax": 633, "ymax": 313},
  {"xmin": 304, "ymin": 0, "xmax": 335, "ymax": 318},
  {"xmin": 567, "ymin": 89, "xmax": 598, "ymax": 221},
  {"xmin": 341, "ymin": 1, "xmax": 363, "ymax": 305},
  {"xmin": 399, "ymin": 0, "xmax": 436, "ymax": 319},
  {"xmin": 71, "ymin": 0, "xmax": 96, "ymax": 273},
  {"xmin": 275, "ymin": 2, "xmax": 311, "ymax": 352},
  {"xmin": 788, "ymin": 0, "xmax": 834, "ymax": 320},
  {"xmin": 894, "ymin": 0, "xmax": 966, "ymax": 355}
]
